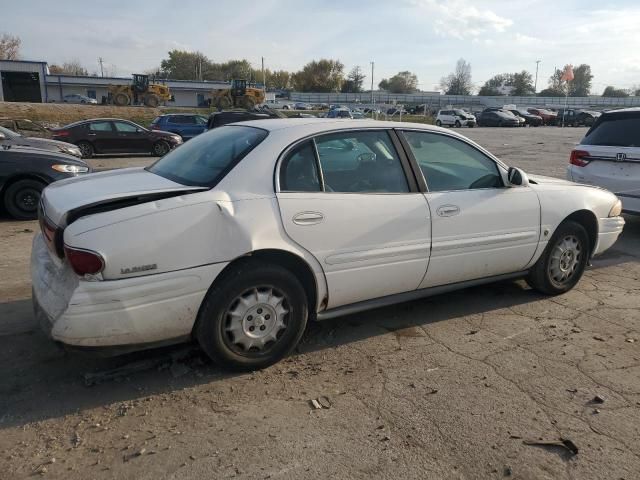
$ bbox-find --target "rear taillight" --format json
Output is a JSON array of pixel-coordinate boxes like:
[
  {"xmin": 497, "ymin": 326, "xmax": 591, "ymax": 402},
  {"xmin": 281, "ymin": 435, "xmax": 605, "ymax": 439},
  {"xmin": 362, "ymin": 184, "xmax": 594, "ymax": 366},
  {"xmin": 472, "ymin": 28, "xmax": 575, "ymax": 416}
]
[
  {"xmin": 53, "ymin": 130, "xmax": 70, "ymax": 137},
  {"xmin": 64, "ymin": 246, "xmax": 105, "ymax": 276},
  {"xmin": 570, "ymin": 150, "xmax": 591, "ymax": 167}
]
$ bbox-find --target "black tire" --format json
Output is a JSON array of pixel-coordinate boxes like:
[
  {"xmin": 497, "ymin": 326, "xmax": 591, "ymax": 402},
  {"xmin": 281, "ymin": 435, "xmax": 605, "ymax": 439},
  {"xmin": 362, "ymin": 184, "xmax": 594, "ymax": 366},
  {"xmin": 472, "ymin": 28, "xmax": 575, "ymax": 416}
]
[
  {"xmin": 455, "ymin": 120, "xmax": 461, "ymax": 128},
  {"xmin": 76, "ymin": 141, "xmax": 94, "ymax": 159},
  {"xmin": 195, "ymin": 260, "xmax": 308, "ymax": 370},
  {"xmin": 152, "ymin": 140, "xmax": 170, "ymax": 156},
  {"xmin": 435, "ymin": 120, "xmax": 442, "ymax": 126},
  {"xmin": 114, "ymin": 92, "xmax": 130, "ymax": 106},
  {"xmin": 3, "ymin": 179, "xmax": 46, "ymax": 220},
  {"xmin": 144, "ymin": 94, "xmax": 160, "ymax": 108},
  {"xmin": 526, "ymin": 220, "xmax": 590, "ymax": 295}
]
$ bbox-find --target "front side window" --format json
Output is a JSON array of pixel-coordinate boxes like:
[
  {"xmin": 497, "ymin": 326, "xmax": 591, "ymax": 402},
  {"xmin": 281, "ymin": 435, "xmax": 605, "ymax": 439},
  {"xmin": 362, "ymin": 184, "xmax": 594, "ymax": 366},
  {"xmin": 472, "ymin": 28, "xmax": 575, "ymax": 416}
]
[
  {"xmin": 315, "ymin": 130, "xmax": 408, "ymax": 193},
  {"xmin": 16, "ymin": 120, "xmax": 41, "ymax": 132},
  {"xmin": 89, "ymin": 121, "xmax": 113, "ymax": 132},
  {"xmin": 149, "ymin": 125, "xmax": 268, "ymax": 187},
  {"xmin": 114, "ymin": 121, "xmax": 139, "ymax": 133},
  {"xmin": 280, "ymin": 141, "xmax": 321, "ymax": 192},
  {"xmin": 402, "ymin": 131, "xmax": 503, "ymax": 192}
]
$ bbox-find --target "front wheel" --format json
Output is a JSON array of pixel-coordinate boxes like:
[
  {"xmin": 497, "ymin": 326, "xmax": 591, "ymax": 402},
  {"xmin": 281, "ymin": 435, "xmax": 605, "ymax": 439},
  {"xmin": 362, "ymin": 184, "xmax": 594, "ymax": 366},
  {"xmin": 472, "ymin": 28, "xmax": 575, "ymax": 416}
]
[
  {"xmin": 195, "ymin": 261, "xmax": 308, "ymax": 370},
  {"xmin": 76, "ymin": 141, "xmax": 94, "ymax": 159},
  {"xmin": 152, "ymin": 140, "xmax": 170, "ymax": 156},
  {"xmin": 4, "ymin": 179, "xmax": 46, "ymax": 220},
  {"xmin": 435, "ymin": 120, "xmax": 442, "ymax": 126},
  {"xmin": 455, "ymin": 120, "xmax": 461, "ymax": 128},
  {"xmin": 526, "ymin": 220, "xmax": 590, "ymax": 295}
]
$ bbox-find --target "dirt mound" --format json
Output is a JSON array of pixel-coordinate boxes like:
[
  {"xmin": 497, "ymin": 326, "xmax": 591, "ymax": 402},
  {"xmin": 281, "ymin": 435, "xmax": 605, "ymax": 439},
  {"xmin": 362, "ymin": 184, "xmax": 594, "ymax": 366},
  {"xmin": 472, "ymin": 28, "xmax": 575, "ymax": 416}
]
[{"xmin": 0, "ymin": 102, "xmax": 206, "ymax": 128}]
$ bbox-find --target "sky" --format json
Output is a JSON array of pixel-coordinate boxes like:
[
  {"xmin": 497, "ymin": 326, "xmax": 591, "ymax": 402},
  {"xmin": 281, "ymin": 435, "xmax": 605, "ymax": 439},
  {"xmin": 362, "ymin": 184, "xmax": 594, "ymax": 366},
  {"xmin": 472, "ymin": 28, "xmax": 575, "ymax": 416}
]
[{"xmin": 2, "ymin": 0, "xmax": 639, "ymax": 94}]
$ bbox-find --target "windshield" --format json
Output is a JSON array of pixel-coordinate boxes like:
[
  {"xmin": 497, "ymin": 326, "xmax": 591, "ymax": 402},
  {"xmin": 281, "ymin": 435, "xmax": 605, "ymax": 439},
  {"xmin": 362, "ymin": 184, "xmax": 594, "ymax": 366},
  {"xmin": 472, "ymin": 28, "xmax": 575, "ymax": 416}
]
[
  {"xmin": 454, "ymin": 110, "xmax": 467, "ymax": 116},
  {"xmin": 0, "ymin": 125, "xmax": 20, "ymax": 138},
  {"xmin": 148, "ymin": 125, "xmax": 268, "ymax": 187}
]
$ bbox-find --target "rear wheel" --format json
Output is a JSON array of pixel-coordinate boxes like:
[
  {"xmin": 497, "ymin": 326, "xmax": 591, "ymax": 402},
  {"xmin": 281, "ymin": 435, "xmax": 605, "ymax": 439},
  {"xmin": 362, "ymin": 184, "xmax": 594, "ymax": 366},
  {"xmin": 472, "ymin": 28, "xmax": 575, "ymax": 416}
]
[
  {"xmin": 526, "ymin": 220, "xmax": 590, "ymax": 295},
  {"xmin": 196, "ymin": 261, "xmax": 308, "ymax": 370},
  {"xmin": 76, "ymin": 141, "xmax": 94, "ymax": 159},
  {"xmin": 4, "ymin": 179, "xmax": 46, "ymax": 220},
  {"xmin": 215, "ymin": 95, "xmax": 233, "ymax": 110},
  {"xmin": 240, "ymin": 96, "xmax": 256, "ymax": 110},
  {"xmin": 152, "ymin": 140, "xmax": 170, "ymax": 156},
  {"xmin": 114, "ymin": 92, "xmax": 130, "ymax": 106},
  {"xmin": 435, "ymin": 120, "xmax": 442, "ymax": 126},
  {"xmin": 455, "ymin": 120, "xmax": 461, "ymax": 128}
]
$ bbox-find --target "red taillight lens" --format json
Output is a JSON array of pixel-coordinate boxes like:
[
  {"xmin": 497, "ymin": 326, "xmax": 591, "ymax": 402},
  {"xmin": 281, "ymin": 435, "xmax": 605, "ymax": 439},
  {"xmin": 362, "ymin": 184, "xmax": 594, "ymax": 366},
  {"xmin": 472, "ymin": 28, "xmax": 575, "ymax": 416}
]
[
  {"xmin": 570, "ymin": 150, "xmax": 591, "ymax": 167},
  {"xmin": 64, "ymin": 246, "xmax": 104, "ymax": 276},
  {"xmin": 54, "ymin": 130, "xmax": 70, "ymax": 137}
]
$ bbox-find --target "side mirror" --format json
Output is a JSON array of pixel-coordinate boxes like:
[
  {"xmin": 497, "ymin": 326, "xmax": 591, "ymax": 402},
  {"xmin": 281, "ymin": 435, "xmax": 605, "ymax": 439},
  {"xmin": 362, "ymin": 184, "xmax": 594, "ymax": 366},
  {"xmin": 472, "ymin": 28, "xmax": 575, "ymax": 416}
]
[{"xmin": 507, "ymin": 167, "xmax": 529, "ymax": 187}]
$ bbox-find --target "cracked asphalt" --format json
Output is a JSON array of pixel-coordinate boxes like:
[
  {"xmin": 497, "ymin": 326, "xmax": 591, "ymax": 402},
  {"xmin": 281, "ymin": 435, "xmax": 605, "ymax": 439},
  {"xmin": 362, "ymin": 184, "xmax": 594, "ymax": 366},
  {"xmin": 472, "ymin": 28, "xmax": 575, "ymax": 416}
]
[{"xmin": 0, "ymin": 126, "xmax": 638, "ymax": 479}]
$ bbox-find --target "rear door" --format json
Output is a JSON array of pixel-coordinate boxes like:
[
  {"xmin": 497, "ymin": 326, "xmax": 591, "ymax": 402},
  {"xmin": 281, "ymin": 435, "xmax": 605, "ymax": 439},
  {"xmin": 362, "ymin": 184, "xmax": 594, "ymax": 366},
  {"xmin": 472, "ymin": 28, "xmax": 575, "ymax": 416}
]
[
  {"xmin": 276, "ymin": 129, "xmax": 432, "ymax": 308},
  {"xmin": 572, "ymin": 112, "xmax": 640, "ymax": 212},
  {"xmin": 399, "ymin": 129, "xmax": 540, "ymax": 287},
  {"xmin": 86, "ymin": 121, "xmax": 117, "ymax": 153}
]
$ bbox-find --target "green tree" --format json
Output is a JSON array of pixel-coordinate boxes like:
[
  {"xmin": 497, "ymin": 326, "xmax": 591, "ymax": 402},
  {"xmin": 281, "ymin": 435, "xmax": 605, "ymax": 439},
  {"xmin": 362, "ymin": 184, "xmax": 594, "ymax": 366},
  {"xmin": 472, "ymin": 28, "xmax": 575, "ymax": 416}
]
[
  {"xmin": 568, "ymin": 64, "xmax": 593, "ymax": 97},
  {"xmin": 341, "ymin": 66, "xmax": 366, "ymax": 93},
  {"xmin": 0, "ymin": 33, "xmax": 20, "ymax": 60},
  {"xmin": 268, "ymin": 70, "xmax": 291, "ymax": 90},
  {"xmin": 291, "ymin": 59, "xmax": 344, "ymax": 92},
  {"xmin": 538, "ymin": 87, "xmax": 565, "ymax": 97},
  {"xmin": 160, "ymin": 50, "xmax": 211, "ymax": 80},
  {"xmin": 440, "ymin": 59, "xmax": 473, "ymax": 95},
  {"xmin": 539, "ymin": 69, "xmax": 565, "ymax": 96},
  {"xmin": 602, "ymin": 86, "xmax": 629, "ymax": 97},
  {"xmin": 378, "ymin": 71, "xmax": 418, "ymax": 93},
  {"xmin": 478, "ymin": 74, "xmax": 509, "ymax": 96},
  {"xmin": 510, "ymin": 71, "xmax": 535, "ymax": 96}
]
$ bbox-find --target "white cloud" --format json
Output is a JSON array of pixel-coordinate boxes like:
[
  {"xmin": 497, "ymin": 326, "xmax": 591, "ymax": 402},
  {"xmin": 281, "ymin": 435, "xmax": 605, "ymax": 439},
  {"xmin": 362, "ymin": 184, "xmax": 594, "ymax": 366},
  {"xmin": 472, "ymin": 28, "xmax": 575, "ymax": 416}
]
[{"xmin": 411, "ymin": 0, "xmax": 513, "ymax": 39}]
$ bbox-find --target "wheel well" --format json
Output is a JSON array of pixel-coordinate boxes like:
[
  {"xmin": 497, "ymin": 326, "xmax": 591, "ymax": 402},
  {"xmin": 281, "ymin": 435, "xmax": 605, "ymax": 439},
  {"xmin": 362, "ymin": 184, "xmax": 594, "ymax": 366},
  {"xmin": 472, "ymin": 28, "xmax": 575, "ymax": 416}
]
[
  {"xmin": 563, "ymin": 210, "xmax": 598, "ymax": 254},
  {"xmin": 217, "ymin": 249, "xmax": 318, "ymax": 313},
  {"xmin": 0, "ymin": 174, "xmax": 48, "ymax": 196}
]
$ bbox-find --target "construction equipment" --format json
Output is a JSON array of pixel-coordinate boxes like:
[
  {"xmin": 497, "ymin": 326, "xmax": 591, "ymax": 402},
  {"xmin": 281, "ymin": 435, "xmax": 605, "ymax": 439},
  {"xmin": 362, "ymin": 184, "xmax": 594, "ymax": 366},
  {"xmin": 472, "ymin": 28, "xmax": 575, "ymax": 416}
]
[
  {"xmin": 108, "ymin": 74, "xmax": 172, "ymax": 108},
  {"xmin": 212, "ymin": 79, "xmax": 265, "ymax": 110}
]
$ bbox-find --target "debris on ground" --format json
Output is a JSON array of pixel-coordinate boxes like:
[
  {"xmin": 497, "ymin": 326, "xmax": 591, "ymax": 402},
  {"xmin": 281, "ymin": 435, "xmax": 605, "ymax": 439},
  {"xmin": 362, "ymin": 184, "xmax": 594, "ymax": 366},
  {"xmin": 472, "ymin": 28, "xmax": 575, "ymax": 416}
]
[
  {"xmin": 523, "ymin": 438, "xmax": 579, "ymax": 456},
  {"xmin": 310, "ymin": 396, "xmax": 332, "ymax": 409},
  {"xmin": 310, "ymin": 399, "xmax": 322, "ymax": 409},
  {"xmin": 592, "ymin": 394, "xmax": 605, "ymax": 404},
  {"xmin": 593, "ymin": 336, "xmax": 606, "ymax": 342}
]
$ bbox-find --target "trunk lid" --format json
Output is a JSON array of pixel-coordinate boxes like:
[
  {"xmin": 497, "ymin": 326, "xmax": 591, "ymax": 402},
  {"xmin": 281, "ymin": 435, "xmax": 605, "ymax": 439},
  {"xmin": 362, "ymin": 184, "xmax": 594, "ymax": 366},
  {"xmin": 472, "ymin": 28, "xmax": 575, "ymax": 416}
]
[{"xmin": 41, "ymin": 167, "xmax": 205, "ymax": 226}]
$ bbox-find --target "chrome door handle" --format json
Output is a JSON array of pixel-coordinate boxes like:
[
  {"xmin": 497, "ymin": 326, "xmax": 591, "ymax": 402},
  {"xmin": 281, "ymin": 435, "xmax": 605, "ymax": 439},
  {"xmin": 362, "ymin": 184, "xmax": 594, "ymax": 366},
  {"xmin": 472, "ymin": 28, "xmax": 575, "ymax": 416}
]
[
  {"xmin": 436, "ymin": 205, "xmax": 460, "ymax": 217},
  {"xmin": 293, "ymin": 211, "xmax": 324, "ymax": 225},
  {"xmin": 87, "ymin": 133, "xmax": 96, "ymax": 136}
]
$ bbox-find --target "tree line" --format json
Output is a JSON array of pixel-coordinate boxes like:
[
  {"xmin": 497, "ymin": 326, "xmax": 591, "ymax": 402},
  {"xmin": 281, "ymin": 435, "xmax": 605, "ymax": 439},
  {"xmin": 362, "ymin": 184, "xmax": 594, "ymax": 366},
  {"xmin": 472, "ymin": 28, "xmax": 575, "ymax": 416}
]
[{"xmin": 1, "ymin": 32, "xmax": 638, "ymax": 97}]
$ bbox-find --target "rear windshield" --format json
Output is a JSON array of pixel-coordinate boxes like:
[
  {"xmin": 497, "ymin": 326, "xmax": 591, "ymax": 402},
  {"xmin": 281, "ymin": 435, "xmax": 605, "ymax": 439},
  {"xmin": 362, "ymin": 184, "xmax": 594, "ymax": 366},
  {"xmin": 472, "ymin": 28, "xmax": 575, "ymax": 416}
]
[
  {"xmin": 582, "ymin": 113, "xmax": 640, "ymax": 147},
  {"xmin": 148, "ymin": 125, "xmax": 268, "ymax": 187}
]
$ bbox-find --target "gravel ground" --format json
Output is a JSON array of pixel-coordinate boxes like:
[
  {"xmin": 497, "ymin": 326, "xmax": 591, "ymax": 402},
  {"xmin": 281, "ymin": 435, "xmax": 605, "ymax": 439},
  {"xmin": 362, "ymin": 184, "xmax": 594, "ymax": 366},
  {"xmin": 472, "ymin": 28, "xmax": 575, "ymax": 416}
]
[{"xmin": 1, "ymin": 126, "xmax": 639, "ymax": 480}]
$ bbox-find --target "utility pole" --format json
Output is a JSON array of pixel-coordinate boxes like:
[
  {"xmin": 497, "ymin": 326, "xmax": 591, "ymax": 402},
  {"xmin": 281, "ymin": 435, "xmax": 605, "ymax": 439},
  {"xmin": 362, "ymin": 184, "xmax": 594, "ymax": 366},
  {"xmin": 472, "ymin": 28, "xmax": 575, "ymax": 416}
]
[
  {"xmin": 534, "ymin": 60, "xmax": 541, "ymax": 93},
  {"xmin": 262, "ymin": 56, "xmax": 266, "ymax": 92},
  {"xmin": 370, "ymin": 61, "xmax": 375, "ymax": 104},
  {"xmin": 98, "ymin": 57, "xmax": 104, "ymax": 77}
]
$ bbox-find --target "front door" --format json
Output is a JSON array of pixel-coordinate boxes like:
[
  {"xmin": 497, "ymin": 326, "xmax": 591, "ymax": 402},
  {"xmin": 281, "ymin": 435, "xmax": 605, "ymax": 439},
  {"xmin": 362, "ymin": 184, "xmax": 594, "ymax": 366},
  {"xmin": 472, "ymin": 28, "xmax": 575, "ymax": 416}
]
[
  {"xmin": 400, "ymin": 129, "xmax": 540, "ymax": 288},
  {"xmin": 87, "ymin": 120, "xmax": 117, "ymax": 153},
  {"xmin": 276, "ymin": 129, "xmax": 431, "ymax": 308},
  {"xmin": 112, "ymin": 121, "xmax": 150, "ymax": 153}
]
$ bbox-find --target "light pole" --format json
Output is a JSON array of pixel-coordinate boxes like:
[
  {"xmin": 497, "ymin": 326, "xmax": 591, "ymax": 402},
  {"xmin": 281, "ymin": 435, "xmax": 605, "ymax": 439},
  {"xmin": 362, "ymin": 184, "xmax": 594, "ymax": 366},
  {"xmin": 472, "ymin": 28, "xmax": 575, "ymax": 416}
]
[
  {"xmin": 370, "ymin": 61, "xmax": 374, "ymax": 104},
  {"xmin": 534, "ymin": 60, "xmax": 541, "ymax": 93}
]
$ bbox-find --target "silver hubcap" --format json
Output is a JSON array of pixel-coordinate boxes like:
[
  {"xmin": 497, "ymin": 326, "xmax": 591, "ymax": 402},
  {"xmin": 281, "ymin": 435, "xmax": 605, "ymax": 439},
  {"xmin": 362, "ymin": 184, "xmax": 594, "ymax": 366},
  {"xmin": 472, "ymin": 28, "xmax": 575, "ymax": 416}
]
[
  {"xmin": 549, "ymin": 235, "xmax": 581, "ymax": 284},
  {"xmin": 225, "ymin": 287, "xmax": 289, "ymax": 352}
]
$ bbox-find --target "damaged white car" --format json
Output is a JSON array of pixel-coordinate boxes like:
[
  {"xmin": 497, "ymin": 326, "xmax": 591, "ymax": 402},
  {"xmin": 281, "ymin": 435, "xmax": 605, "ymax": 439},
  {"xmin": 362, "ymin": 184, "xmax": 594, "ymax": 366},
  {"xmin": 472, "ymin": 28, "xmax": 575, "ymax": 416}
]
[{"xmin": 32, "ymin": 119, "xmax": 625, "ymax": 369}]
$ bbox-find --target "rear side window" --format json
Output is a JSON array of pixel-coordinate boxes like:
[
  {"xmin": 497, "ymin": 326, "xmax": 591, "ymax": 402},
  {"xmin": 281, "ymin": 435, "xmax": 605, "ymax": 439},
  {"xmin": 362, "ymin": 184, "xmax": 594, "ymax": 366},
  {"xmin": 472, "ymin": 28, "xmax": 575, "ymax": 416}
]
[
  {"xmin": 89, "ymin": 121, "xmax": 113, "ymax": 132},
  {"xmin": 280, "ymin": 141, "xmax": 321, "ymax": 192},
  {"xmin": 148, "ymin": 126, "xmax": 268, "ymax": 187},
  {"xmin": 582, "ymin": 113, "xmax": 640, "ymax": 147}
]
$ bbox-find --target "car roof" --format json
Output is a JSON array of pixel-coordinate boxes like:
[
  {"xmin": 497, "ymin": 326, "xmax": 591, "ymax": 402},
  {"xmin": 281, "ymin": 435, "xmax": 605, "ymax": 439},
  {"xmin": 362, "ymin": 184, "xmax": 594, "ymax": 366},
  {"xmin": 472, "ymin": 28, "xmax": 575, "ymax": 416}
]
[
  {"xmin": 603, "ymin": 107, "xmax": 640, "ymax": 114},
  {"xmin": 64, "ymin": 118, "xmax": 140, "ymax": 127},
  {"xmin": 233, "ymin": 118, "xmax": 463, "ymax": 135}
]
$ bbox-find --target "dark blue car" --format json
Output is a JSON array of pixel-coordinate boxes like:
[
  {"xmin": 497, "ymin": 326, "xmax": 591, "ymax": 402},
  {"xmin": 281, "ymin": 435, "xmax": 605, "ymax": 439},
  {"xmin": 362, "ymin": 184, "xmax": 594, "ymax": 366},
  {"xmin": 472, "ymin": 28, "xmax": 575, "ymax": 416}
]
[{"xmin": 150, "ymin": 114, "xmax": 208, "ymax": 140}]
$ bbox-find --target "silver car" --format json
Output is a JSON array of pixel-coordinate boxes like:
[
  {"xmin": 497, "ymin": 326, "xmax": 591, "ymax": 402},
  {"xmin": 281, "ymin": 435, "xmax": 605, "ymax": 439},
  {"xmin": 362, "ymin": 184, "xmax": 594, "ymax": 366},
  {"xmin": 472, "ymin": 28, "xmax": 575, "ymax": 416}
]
[{"xmin": 63, "ymin": 94, "xmax": 98, "ymax": 105}]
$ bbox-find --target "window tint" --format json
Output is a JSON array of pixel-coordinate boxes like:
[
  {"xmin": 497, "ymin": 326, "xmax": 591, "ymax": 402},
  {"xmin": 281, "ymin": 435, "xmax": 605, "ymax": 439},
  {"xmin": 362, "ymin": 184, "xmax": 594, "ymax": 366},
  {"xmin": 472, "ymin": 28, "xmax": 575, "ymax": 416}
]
[
  {"xmin": 195, "ymin": 116, "xmax": 207, "ymax": 125},
  {"xmin": 114, "ymin": 121, "xmax": 139, "ymax": 132},
  {"xmin": 280, "ymin": 141, "xmax": 321, "ymax": 192},
  {"xmin": 148, "ymin": 126, "xmax": 268, "ymax": 187},
  {"xmin": 0, "ymin": 120, "xmax": 14, "ymax": 129},
  {"xmin": 403, "ymin": 131, "xmax": 503, "ymax": 191},
  {"xmin": 16, "ymin": 120, "xmax": 41, "ymax": 131},
  {"xmin": 315, "ymin": 130, "xmax": 408, "ymax": 193},
  {"xmin": 582, "ymin": 114, "xmax": 640, "ymax": 147},
  {"xmin": 168, "ymin": 115, "xmax": 196, "ymax": 124},
  {"xmin": 89, "ymin": 121, "xmax": 113, "ymax": 132}
]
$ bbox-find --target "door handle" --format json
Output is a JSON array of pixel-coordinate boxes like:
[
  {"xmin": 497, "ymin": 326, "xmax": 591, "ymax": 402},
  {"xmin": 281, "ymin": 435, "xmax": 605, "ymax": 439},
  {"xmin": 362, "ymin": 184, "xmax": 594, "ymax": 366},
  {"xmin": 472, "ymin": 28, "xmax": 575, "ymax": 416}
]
[
  {"xmin": 436, "ymin": 205, "xmax": 460, "ymax": 217},
  {"xmin": 293, "ymin": 211, "xmax": 324, "ymax": 225},
  {"xmin": 87, "ymin": 133, "xmax": 96, "ymax": 136}
]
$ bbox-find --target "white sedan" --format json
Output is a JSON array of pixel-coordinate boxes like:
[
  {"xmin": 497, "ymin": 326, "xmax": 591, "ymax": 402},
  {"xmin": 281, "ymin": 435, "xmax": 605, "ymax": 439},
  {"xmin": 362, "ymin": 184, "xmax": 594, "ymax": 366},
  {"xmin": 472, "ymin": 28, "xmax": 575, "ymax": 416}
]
[{"xmin": 32, "ymin": 119, "xmax": 625, "ymax": 369}]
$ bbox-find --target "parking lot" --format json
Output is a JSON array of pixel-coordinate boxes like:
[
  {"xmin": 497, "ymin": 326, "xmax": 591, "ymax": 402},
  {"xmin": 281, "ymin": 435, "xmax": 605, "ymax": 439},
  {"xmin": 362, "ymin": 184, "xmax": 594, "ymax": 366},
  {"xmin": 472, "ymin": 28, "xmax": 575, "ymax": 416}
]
[{"xmin": 1, "ymin": 125, "xmax": 639, "ymax": 479}]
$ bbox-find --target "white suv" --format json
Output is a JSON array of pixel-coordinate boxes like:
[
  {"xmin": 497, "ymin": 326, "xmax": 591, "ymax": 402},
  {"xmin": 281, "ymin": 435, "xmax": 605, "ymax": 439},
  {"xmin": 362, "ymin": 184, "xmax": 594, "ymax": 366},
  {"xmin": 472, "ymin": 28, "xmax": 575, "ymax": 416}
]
[
  {"xmin": 568, "ymin": 108, "xmax": 640, "ymax": 214},
  {"xmin": 436, "ymin": 109, "xmax": 476, "ymax": 128}
]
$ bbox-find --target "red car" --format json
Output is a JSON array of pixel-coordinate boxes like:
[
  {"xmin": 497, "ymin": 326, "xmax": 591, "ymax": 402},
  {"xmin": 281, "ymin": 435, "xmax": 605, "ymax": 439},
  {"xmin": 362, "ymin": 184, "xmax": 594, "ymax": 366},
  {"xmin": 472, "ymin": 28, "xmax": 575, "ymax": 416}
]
[{"xmin": 527, "ymin": 108, "xmax": 557, "ymax": 125}]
